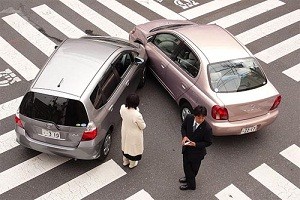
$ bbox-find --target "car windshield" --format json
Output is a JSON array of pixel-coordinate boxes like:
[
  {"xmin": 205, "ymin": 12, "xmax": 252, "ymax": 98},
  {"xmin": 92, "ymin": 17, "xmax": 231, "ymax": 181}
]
[
  {"xmin": 19, "ymin": 92, "xmax": 89, "ymax": 127},
  {"xmin": 208, "ymin": 58, "xmax": 267, "ymax": 93}
]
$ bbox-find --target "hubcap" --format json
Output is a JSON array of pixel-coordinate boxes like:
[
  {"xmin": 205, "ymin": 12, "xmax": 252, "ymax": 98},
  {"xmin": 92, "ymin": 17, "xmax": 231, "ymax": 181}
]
[
  {"xmin": 181, "ymin": 107, "xmax": 191, "ymax": 121},
  {"xmin": 103, "ymin": 134, "xmax": 111, "ymax": 156}
]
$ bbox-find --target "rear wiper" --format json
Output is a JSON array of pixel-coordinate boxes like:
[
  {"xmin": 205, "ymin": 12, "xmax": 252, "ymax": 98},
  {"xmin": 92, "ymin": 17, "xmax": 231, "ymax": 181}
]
[{"xmin": 33, "ymin": 117, "xmax": 60, "ymax": 130}]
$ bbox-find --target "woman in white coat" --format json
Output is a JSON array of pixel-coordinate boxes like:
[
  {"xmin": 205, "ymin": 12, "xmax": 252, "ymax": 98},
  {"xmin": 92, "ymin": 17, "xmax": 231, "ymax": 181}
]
[{"xmin": 120, "ymin": 94, "xmax": 146, "ymax": 168}]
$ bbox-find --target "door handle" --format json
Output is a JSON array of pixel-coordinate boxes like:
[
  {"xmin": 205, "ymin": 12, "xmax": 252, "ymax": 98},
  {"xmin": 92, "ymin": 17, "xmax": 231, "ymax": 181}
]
[
  {"xmin": 109, "ymin": 105, "xmax": 113, "ymax": 111},
  {"xmin": 125, "ymin": 80, "xmax": 130, "ymax": 86},
  {"xmin": 181, "ymin": 84, "xmax": 186, "ymax": 90},
  {"xmin": 161, "ymin": 64, "xmax": 165, "ymax": 69}
]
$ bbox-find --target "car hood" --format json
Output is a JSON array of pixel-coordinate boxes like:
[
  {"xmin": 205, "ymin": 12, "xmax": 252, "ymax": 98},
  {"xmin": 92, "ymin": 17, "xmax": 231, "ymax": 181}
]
[{"xmin": 216, "ymin": 83, "xmax": 280, "ymax": 121}]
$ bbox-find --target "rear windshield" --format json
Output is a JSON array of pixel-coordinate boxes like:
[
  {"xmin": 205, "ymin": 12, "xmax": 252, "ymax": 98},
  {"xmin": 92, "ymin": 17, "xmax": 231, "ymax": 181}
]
[
  {"xmin": 19, "ymin": 92, "xmax": 89, "ymax": 127},
  {"xmin": 208, "ymin": 58, "xmax": 267, "ymax": 93}
]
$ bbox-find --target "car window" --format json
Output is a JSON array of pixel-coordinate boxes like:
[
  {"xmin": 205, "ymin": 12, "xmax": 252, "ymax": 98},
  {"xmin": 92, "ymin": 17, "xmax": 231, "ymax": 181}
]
[
  {"xmin": 90, "ymin": 68, "xmax": 121, "ymax": 109},
  {"xmin": 208, "ymin": 58, "xmax": 267, "ymax": 93},
  {"xmin": 175, "ymin": 46, "xmax": 200, "ymax": 77},
  {"xmin": 114, "ymin": 53, "xmax": 134, "ymax": 78},
  {"xmin": 153, "ymin": 33, "xmax": 180, "ymax": 58},
  {"xmin": 19, "ymin": 92, "xmax": 89, "ymax": 127}
]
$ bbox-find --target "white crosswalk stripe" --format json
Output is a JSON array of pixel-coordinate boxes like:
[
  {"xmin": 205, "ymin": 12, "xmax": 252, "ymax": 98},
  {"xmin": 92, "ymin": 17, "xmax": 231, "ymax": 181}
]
[
  {"xmin": 0, "ymin": 130, "xmax": 19, "ymax": 154},
  {"xmin": 215, "ymin": 184, "xmax": 251, "ymax": 200},
  {"xmin": 35, "ymin": 159, "xmax": 126, "ymax": 200},
  {"xmin": 209, "ymin": 0, "xmax": 285, "ymax": 28},
  {"xmin": 236, "ymin": 9, "xmax": 300, "ymax": 45},
  {"xmin": 249, "ymin": 163, "xmax": 300, "ymax": 200},
  {"xmin": 280, "ymin": 144, "xmax": 300, "ymax": 168},
  {"xmin": 0, "ymin": 96, "xmax": 22, "ymax": 121},
  {"xmin": 32, "ymin": 4, "xmax": 86, "ymax": 38},
  {"xmin": 125, "ymin": 189, "xmax": 154, "ymax": 200},
  {"xmin": 2, "ymin": 13, "xmax": 56, "ymax": 56},
  {"xmin": 59, "ymin": 0, "xmax": 128, "ymax": 39},
  {"xmin": 282, "ymin": 63, "xmax": 300, "ymax": 82}
]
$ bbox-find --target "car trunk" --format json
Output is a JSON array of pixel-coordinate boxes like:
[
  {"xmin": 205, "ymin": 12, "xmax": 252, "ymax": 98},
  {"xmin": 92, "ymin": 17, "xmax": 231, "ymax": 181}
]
[{"xmin": 216, "ymin": 85, "xmax": 279, "ymax": 122}]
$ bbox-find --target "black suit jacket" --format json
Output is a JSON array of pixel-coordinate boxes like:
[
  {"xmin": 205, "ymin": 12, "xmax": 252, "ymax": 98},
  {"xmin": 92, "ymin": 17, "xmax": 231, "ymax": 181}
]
[{"xmin": 181, "ymin": 114, "xmax": 212, "ymax": 158}]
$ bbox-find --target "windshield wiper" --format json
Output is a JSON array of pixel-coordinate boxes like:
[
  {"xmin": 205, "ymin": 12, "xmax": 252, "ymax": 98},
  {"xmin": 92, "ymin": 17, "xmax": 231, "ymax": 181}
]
[{"xmin": 33, "ymin": 117, "xmax": 60, "ymax": 130}]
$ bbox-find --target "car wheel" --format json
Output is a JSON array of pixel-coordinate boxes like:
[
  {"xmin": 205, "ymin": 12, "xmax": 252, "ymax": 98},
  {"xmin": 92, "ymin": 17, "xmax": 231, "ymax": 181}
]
[
  {"xmin": 180, "ymin": 103, "xmax": 193, "ymax": 121},
  {"xmin": 99, "ymin": 132, "xmax": 112, "ymax": 160},
  {"xmin": 138, "ymin": 66, "xmax": 147, "ymax": 89}
]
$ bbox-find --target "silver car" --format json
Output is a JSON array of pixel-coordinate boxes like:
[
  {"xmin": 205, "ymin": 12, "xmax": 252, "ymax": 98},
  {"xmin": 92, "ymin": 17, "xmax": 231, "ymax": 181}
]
[
  {"xmin": 15, "ymin": 36, "xmax": 147, "ymax": 160},
  {"xmin": 129, "ymin": 19, "xmax": 281, "ymax": 136}
]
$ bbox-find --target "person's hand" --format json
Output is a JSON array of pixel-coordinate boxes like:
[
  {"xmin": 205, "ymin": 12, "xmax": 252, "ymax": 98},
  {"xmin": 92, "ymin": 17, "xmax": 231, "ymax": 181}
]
[
  {"xmin": 185, "ymin": 141, "xmax": 196, "ymax": 147},
  {"xmin": 182, "ymin": 136, "xmax": 190, "ymax": 145}
]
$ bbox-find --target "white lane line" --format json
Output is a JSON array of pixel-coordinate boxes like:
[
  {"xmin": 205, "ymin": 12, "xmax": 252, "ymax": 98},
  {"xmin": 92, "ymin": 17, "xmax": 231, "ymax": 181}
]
[
  {"xmin": 282, "ymin": 64, "xmax": 300, "ymax": 82},
  {"xmin": 179, "ymin": 0, "xmax": 241, "ymax": 20},
  {"xmin": 35, "ymin": 159, "xmax": 126, "ymax": 200},
  {"xmin": 0, "ymin": 153, "xmax": 71, "ymax": 195},
  {"xmin": 0, "ymin": 37, "xmax": 39, "ymax": 81},
  {"xmin": 0, "ymin": 130, "xmax": 19, "ymax": 154},
  {"xmin": 280, "ymin": 144, "xmax": 300, "ymax": 168},
  {"xmin": 255, "ymin": 34, "xmax": 300, "ymax": 64},
  {"xmin": 249, "ymin": 163, "xmax": 300, "ymax": 200},
  {"xmin": 32, "ymin": 4, "xmax": 85, "ymax": 38},
  {"xmin": 135, "ymin": 0, "xmax": 185, "ymax": 20},
  {"xmin": 236, "ymin": 9, "xmax": 300, "ymax": 45},
  {"xmin": 2, "ymin": 13, "xmax": 56, "ymax": 57},
  {"xmin": 125, "ymin": 189, "xmax": 154, "ymax": 200},
  {"xmin": 215, "ymin": 184, "xmax": 252, "ymax": 200},
  {"xmin": 97, "ymin": 0, "xmax": 149, "ymax": 25},
  {"xmin": 0, "ymin": 96, "xmax": 23, "ymax": 121},
  {"xmin": 209, "ymin": 0, "xmax": 285, "ymax": 28},
  {"xmin": 59, "ymin": 0, "xmax": 128, "ymax": 39}
]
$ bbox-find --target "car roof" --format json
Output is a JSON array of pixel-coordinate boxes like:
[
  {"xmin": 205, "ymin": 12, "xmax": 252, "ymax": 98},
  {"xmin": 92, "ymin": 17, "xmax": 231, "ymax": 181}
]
[
  {"xmin": 32, "ymin": 38, "xmax": 121, "ymax": 97},
  {"xmin": 175, "ymin": 24, "xmax": 250, "ymax": 63}
]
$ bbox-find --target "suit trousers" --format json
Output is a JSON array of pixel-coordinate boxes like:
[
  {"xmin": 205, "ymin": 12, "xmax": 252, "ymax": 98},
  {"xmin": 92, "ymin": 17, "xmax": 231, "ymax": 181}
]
[{"xmin": 183, "ymin": 152, "xmax": 203, "ymax": 189}]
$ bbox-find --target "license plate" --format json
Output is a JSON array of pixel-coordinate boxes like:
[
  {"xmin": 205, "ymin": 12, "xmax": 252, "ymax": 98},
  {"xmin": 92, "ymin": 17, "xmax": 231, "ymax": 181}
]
[
  {"xmin": 241, "ymin": 125, "xmax": 257, "ymax": 134},
  {"xmin": 40, "ymin": 129, "xmax": 61, "ymax": 139}
]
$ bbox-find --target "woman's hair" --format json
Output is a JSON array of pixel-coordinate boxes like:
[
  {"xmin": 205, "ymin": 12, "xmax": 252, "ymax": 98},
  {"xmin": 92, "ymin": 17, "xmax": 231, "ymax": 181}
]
[{"xmin": 125, "ymin": 93, "xmax": 140, "ymax": 109}]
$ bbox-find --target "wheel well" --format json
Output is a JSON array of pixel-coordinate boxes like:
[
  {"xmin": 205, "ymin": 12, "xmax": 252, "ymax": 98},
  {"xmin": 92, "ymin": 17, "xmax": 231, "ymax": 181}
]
[{"xmin": 179, "ymin": 99, "xmax": 191, "ymax": 108}]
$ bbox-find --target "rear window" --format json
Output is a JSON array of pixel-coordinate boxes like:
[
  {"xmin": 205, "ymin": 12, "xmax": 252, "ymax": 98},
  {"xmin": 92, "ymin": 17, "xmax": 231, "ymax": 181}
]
[
  {"xmin": 19, "ymin": 92, "xmax": 89, "ymax": 127},
  {"xmin": 208, "ymin": 58, "xmax": 267, "ymax": 93}
]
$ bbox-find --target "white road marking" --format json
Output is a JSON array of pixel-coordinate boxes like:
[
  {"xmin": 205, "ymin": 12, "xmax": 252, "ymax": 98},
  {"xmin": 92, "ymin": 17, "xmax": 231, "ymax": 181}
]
[
  {"xmin": 209, "ymin": 0, "xmax": 285, "ymax": 28},
  {"xmin": 35, "ymin": 159, "xmax": 126, "ymax": 200},
  {"xmin": 280, "ymin": 144, "xmax": 300, "ymax": 168},
  {"xmin": 125, "ymin": 189, "xmax": 154, "ymax": 200},
  {"xmin": 0, "ymin": 130, "xmax": 19, "ymax": 154},
  {"xmin": 135, "ymin": 0, "xmax": 185, "ymax": 20},
  {"xmin": 59, "ymin": 0, "xmax": 128, "ymax": 39},
  {"xmin": 179, "ymin": 0, "xmax": 241, "ymax": 20},
  {"xmin": 0, "ymin": 153, "xmax": 71, "ymax": 195},
  {"xmin": 0, "ymin": 96, "xmax": 23, "ymax": 121},
  {"xmin": 0, "ymin": 37, "xmax": 39, "ymax": 81},
  {"xmin": 282, "ymin": 64, "xmax": 300, "ymax": 82},
  {"xmin": 32, "ymin": 4, "xmax": 85, "ymax": 38},
  {"xmin": 97, "ymin": 0, "xmax": 149, "ymax": 25},
  {"xmin": 215, "ymin": 184, "xmax": 252, "ymax": 200},
  {"xmin": 236, "ymin": 9, "xmax": 300, "ymax": 45},
  {"xmin": 249, "ymin": 163, "xmax": 300, "ymax": 200},
  {"xmin": 2, "ymin": 13, "xmax": 56, "ymax": 57},
  {"xmin": 255, "ymin": 34, "xmax": 300, "ymax": 63}
]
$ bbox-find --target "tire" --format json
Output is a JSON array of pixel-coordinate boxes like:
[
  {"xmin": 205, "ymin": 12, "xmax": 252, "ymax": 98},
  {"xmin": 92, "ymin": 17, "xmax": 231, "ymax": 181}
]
[
  {"xmin": 180, "ymin": 102, "xmax": 193, "ymax": 122},
  {"xmin": 138, "ymin": 66, "xmax": 147, "ymax": 89},
  {"xmin": 99, "ymin": 132, "xmax": 112, "ymax": 161}
]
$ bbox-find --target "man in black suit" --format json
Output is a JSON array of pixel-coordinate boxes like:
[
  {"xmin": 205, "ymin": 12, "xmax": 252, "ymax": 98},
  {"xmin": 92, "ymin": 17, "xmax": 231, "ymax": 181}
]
[{"xmin": 179, "ymin": 105, "xmax": 213, "ymax": 190}]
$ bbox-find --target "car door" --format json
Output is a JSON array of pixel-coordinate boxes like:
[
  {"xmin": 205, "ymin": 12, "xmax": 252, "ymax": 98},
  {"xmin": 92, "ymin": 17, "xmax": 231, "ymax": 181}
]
[
  {"xmin": 164, "ymin": 43, "xmax": 200, "ymax": 100},
  {"xmin": 146, "ymin": 33, "xmax": 181, "ymax": 85}
]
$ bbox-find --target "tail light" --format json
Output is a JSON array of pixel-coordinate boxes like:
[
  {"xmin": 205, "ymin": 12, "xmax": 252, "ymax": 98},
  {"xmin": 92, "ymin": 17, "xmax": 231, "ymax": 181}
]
[
  {"xmin": 15, "ymin": 113, "xmax": 24, "ymax": 128},
  {"xmin": 81, "ymin": 122, "xmax": 97, "ymax": 141},
  {"xmin": 270, "ymin": 95, "xmax": 282, "ymax": 110},
  {"xmin": 212, "ymin": 105, "xmax": 228, "ymax": 120}
]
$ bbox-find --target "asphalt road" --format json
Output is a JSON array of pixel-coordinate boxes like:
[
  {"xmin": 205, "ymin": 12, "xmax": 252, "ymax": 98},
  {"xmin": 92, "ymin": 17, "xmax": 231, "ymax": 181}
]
[{"xmin": 0, "ymin": 0, "xmax": 299, "ymax": 199}]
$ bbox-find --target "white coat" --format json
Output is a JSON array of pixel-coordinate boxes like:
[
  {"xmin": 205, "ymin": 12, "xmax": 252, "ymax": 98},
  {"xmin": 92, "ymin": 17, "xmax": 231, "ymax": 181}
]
[{"xmin": 120, "ymin": 104, "xmax": 146, "ymax": 156}]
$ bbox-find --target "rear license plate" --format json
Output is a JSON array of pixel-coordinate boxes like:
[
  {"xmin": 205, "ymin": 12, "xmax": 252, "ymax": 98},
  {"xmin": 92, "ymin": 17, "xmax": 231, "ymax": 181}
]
[
  {"xmin": 241, "ymin": 125, "xmax": 257, "ymax": 134},
  {"xmin": 40, "ymin": 129, "xmax": 61, "ymax": 140}
]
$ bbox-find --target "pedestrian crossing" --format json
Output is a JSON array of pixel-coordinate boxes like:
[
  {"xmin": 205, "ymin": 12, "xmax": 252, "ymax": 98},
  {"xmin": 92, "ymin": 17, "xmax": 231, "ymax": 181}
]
[{"xmin": 0, "ymin": 0, "xmax": 299, "ymax": 199}]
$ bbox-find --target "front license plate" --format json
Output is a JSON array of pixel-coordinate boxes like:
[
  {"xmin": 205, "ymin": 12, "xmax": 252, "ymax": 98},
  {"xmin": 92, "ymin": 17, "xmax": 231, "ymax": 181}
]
[
  {"xmin": 241, "ymin": 125, "xmax": 257, "ymax": 134},
  {"xmin": 40, "ymin": 129, "xmax": 61, "ymax": 139}
]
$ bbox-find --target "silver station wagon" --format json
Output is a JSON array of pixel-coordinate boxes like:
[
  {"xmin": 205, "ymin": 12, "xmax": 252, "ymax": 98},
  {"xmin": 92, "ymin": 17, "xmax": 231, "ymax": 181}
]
[
  {"xmin": 129, "ymin": 19, "xmax": 281, "ymax": 136},
  {"xmin": 15, "ymin": 36, "xmax": 147, "ymax": 160}
]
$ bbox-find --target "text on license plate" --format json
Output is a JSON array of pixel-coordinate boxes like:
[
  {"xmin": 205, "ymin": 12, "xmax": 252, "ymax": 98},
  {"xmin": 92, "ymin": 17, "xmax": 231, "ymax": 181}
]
[
  {"xmin": 40, "ymin": 129, "xmax": 61, "ymax": 139},
  {"xmin": 241, "ymin": 125, "xmax": 257, "ymax": 134}
]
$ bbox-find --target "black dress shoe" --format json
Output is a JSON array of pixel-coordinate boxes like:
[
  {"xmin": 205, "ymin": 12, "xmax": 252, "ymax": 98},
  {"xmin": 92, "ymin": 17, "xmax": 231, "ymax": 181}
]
[
  {"xmin": 179, "ymin": 184, "xmax": 195, "ymax": 190},
  {"xmin": 179, "ymin": 177, "xmax": 187, "ymax": 183}
]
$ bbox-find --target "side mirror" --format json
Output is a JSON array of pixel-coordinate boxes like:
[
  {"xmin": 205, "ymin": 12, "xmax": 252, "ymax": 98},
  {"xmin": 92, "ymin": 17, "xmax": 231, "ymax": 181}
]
[
  {"xmin": 54, "ymin": 45, "xmax": 58, "ymax": 49},
  {"xmin": 135, "ymin": 57, "xmax": 144, "ymax": 65},
  {"xmin": 147, "ymin": 35, "xmax": 154, "ymax": 43}
]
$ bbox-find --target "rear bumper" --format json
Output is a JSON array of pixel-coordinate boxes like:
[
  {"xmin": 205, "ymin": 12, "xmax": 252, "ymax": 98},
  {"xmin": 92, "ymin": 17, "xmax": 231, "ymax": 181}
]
[
  {"xmin": 15, "ymin": 127, "xmax": 102, "ymax": 160},
  {"xmin": 210, "ymin": 110, "xmax": 279, "ymax": 136}
]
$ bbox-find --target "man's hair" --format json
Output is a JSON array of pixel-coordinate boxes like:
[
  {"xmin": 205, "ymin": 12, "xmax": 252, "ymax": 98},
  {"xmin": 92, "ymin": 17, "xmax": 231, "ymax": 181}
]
[
  {"xmin": 194, "ymin": 105, "xmax": 207, "ymax": 117},
  {"xmin": 125, "ymin": 93, "xmax": 140, "ymax": 109}
]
